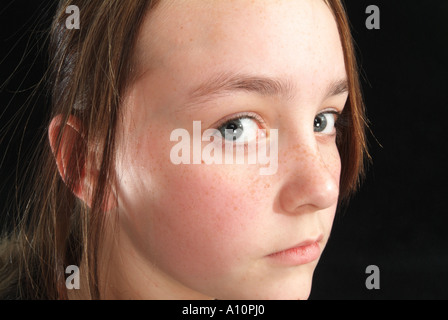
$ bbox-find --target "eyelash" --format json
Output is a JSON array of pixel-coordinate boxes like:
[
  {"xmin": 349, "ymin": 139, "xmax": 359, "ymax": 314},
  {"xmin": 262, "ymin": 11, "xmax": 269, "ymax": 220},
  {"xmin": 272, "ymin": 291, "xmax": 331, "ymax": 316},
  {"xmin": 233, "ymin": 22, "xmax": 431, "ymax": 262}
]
[{"xmin": 213, "ymin": 111, "xmax": 266, "ymax": 131}]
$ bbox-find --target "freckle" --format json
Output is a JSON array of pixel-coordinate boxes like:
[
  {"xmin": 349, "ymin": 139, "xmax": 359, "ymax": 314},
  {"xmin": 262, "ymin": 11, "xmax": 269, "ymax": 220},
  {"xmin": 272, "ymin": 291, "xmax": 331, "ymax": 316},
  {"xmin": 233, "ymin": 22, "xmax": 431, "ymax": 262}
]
[{"xmin": 250, "ymin": 186, "xmax": 256, "ymax": 196}]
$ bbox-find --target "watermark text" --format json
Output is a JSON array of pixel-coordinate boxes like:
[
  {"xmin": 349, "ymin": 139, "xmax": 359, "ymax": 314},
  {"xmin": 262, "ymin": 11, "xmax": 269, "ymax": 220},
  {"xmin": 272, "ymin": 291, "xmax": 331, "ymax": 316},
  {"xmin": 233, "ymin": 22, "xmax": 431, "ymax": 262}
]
[{"xmin": 170, "ymin": 121, "xmax": 278, "ymax": 176}]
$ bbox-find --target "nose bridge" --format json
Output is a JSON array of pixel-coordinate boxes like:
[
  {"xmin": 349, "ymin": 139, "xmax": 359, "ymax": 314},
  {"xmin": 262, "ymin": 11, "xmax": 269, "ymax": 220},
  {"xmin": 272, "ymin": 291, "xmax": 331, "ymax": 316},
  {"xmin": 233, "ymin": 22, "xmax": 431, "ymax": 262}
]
[{"xmin": 278, "ymin": 136, "xmax": 340, "ymax": 214}]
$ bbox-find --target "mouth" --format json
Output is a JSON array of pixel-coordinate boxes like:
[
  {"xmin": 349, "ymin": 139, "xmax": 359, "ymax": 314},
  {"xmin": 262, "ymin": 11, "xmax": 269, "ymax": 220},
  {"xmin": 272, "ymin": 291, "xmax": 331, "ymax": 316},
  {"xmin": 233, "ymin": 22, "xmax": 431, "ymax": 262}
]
[{"xmin": 267, "ymin": 235, "xmax": 323, "ymax": 266}]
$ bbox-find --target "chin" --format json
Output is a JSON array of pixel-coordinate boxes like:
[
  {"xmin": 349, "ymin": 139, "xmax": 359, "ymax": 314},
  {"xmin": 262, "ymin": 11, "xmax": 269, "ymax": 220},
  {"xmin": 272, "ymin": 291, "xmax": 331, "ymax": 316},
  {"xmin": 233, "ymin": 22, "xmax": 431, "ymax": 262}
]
[
  {"xmin": 262, "ymin": 268, "xmax": 315, "ymax": 300},
  {"xmin": 264, "ymin": 283, "xmax": 313, "ymax": 300},
  {"xmin": 213, "ymin": 273, "xmax": 314, "ymax": 300}
]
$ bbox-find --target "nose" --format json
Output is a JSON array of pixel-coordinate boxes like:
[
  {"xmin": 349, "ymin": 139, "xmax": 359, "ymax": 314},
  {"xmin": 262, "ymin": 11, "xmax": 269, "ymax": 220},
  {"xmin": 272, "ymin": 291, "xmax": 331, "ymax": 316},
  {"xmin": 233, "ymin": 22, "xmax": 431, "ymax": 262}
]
[{"xmin": 277, "ymin": 140, "xmax": 340, "ymax": 214}]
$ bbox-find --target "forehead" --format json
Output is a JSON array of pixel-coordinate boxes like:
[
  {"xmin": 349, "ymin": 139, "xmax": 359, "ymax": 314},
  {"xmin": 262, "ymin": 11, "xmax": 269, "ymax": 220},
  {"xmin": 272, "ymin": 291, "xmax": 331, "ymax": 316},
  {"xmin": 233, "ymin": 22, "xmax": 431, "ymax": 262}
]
[{"xmin": 134, "ymin": 0, "xmax": 346, "ymax": 98}]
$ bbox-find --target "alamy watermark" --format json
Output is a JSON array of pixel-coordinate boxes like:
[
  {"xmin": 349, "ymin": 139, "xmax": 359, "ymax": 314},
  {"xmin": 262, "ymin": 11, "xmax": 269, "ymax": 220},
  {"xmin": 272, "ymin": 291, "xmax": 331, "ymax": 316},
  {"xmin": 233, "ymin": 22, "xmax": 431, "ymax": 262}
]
[
  {"xmin": 365, "ymin": 265, "xmax": 380, "ymax": 290},
  {"xmin": 366, "ymin": 5, "xmax": 380, "ymax": 30},
  {"xmin": 65, "ymin": 5, "xmax": 80, "ymax": 30},
  {"xmin": 170, "ymin": 121, "xmax": 278, "ymax": 176},
  {"xmin": 65, "ymin": 4, "xmax": 380, "ymax": 31},
  {"xmin": 65, "ymin": 265, "xmax": 80, "ymax": 290}
]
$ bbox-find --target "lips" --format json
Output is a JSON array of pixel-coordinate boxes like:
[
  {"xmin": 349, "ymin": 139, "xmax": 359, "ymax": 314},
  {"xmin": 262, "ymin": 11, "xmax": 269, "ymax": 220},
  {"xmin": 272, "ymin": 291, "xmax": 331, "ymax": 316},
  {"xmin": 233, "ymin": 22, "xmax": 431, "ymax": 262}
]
[{"xmin": 267, "ymin": 236, "xmax": 323, "ymax": 266}]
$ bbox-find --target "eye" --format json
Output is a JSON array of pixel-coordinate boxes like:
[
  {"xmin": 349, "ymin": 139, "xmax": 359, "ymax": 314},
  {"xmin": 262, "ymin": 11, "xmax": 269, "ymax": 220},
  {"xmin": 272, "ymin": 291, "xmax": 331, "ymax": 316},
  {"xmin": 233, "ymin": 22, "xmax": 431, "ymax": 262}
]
[
  {"xmin": 314, "ymin": 111, "xmax": 338, "ymax": 135},
  {"xmin": 215, "ymin": 114, "xmax": 264, "ymax": 144}
]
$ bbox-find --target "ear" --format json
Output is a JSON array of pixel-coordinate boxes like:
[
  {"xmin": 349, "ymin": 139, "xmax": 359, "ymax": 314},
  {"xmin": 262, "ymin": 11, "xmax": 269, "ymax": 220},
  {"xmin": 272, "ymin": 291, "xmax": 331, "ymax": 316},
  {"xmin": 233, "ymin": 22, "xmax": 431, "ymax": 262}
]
[{"xmin": 48, "ymin": 114, "xmax": 116, "ymax": 212}]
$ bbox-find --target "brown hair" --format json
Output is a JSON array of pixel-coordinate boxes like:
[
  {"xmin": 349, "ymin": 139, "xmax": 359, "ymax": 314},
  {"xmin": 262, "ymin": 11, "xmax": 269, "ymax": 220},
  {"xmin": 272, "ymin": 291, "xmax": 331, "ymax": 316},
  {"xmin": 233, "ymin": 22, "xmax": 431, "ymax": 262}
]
[
  {"xmin": 0, "ymin": 0, "xmax": 367, "ymax": 299},
  {"xmin": 324, "ymin": 0, "xmax": 370, "ymax": 202},
  {"xmin": 0, "ymin": 0, "xmax": 160, "ymax": 299}
]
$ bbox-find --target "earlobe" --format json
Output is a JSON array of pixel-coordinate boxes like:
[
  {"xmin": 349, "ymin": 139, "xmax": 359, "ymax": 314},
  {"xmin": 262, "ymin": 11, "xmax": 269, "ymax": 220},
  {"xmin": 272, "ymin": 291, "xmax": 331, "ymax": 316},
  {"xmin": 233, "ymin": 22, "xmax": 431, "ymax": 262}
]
[{"xmin": 48, "ymin": 114, "xmax": 116, "ymax": 211}]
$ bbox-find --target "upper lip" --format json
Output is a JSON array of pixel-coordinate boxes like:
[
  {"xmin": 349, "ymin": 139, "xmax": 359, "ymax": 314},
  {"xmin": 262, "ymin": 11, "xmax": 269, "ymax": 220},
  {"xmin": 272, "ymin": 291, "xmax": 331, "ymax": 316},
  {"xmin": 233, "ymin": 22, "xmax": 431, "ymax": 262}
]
[{"xmin": 269, "ymin": 234, "xmax": 323, "ymax": 256}]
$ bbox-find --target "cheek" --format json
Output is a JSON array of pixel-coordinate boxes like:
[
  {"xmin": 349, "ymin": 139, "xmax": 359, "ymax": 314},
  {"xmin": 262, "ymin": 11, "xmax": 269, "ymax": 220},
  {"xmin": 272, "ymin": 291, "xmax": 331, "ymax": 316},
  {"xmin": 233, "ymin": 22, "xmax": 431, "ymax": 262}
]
[
  {"xmin": 118, "ymin": 124, "xmax": 271, "ymax": 281},
  {"xmin": 320, "ymin": 140, "xmax": 342, "ymax": 186},
  {"xmin": 150, "ymin": 165, "xmax": 266, "ymax": 274}
]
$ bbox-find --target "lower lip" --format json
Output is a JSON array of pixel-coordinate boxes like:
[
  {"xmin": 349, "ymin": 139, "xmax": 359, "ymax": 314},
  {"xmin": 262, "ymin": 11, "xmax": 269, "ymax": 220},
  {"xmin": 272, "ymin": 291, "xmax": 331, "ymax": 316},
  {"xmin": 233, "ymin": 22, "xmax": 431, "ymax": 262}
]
[{"xmin": 267, "ymin": 242, "xmax": 321, "ymax": 266}]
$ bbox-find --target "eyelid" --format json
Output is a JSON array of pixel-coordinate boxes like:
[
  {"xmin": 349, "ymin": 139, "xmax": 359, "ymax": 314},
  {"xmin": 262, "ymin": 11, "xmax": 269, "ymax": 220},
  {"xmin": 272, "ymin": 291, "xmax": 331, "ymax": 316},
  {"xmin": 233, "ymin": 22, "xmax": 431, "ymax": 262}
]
[
  {"xmin": 211, "ymin": 111, "xmax": 266, "ymax": 130},
  {"xmin": 319, "ymin": 109, "xmax": 342, "ymax": 124},
  {"xmin": 319, "ymin": 107, "xmax": 341, "ymax": 115}
]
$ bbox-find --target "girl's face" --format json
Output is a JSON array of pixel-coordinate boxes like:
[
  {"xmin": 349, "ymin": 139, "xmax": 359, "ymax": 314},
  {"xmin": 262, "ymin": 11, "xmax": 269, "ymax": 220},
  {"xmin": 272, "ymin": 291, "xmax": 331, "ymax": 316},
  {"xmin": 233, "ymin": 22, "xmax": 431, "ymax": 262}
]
[{"xmin": 110, "ymin": 0, "xmax": 348, "ymax": 299}]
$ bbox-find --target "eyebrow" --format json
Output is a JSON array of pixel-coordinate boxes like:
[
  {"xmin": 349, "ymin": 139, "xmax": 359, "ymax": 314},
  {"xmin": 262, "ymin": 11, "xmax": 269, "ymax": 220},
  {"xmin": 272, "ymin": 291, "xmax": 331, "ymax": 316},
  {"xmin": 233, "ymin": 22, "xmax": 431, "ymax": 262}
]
[{"xmin": 184, "ymin": 71, "xmax": 348, "ymax": 108}]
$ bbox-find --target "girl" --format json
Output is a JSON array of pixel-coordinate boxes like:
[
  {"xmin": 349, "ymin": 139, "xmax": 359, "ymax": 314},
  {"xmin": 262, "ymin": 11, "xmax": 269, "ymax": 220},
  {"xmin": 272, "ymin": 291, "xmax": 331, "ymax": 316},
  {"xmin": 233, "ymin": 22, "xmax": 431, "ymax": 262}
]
[{"xmin": 0, "ymin": 0, "xmax": 368, "ymax": 300}]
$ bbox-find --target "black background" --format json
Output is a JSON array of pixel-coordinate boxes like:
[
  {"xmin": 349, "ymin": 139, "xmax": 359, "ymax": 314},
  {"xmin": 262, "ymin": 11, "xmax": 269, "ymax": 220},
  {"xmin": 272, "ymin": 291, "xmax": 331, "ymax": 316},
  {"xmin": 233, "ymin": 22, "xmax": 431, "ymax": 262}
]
[{"xmin": 1, "ymin": 1, "xmax": 447, "ymax": 300}]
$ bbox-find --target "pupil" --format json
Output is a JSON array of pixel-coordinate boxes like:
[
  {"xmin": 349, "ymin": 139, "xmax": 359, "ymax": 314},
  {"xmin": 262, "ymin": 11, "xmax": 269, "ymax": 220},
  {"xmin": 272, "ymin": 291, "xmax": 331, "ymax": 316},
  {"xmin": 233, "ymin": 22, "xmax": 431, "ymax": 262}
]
[
  {"xmin": 226, "ymin": 122, "xmax": 239, "ymax": 132},
  {"xmin": 222, "ymin": 120, "xmax": 243, "ymax": 141}
]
